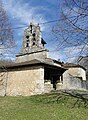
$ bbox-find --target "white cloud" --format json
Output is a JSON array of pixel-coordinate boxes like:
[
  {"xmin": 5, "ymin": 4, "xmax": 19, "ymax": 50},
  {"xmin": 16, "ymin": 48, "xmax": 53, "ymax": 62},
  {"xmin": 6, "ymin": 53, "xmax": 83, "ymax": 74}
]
[
  {"xmin": 49, "ymin": 44, "xmax": 88, "ymax": 63},
  {"xmin": 62, "ymin": 45, "xmax": 88, "ymax": 62},
  {"xmin": 49, "ymin": 51, "xmax": 63, "ymax": 61},
  {"xmin": 3, "ymin": 0, "xmax": 47, "ymax": 31}
]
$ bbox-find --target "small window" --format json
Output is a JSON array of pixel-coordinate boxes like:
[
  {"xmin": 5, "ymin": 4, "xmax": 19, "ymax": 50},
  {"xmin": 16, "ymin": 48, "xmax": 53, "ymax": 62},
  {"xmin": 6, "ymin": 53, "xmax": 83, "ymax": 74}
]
[
  {"xmin": 26, "ymin": 36, "xmax": 29, "ymax": 39},
  {"xmin": 27, "ymin": 40, "xmax": 29, "ymax": 42},
  {"xmin": 32, "ymin": 33, "xmax": 35, "ymax": 37},
  {"xmin": 33, "ymin": 37, "xmax": 36, "ymax": 41},
  {"xmin": 33, "ymin": 42, "xmax": 35, "ymax": 46},
  {"xmin": 30, "ymin": 25, "xmax": 32, "ymax": 33},
  {"xmin": 26, "ymin": 43, "xmax": 29, "ymax": 47}
]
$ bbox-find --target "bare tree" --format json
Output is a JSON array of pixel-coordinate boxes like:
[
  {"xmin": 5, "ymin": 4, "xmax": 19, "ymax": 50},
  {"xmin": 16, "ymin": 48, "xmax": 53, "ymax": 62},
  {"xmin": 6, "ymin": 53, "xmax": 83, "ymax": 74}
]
[
  {"xmin": 53, "ymin": 0, "xmax": 88, "ymax": 62},
  {"xmin": 0, "ymin": 1, "xmax": 16, "ymax": 96},
  {"xmin": 0, "ymin": 0, "xmax": 15, "ymax": 58}
]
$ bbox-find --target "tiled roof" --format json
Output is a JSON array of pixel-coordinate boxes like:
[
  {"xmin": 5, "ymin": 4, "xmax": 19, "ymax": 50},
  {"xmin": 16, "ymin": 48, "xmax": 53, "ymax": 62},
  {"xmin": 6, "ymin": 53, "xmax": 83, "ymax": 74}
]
[
  {"xmin": 0, "ymin": 58, "xmax": 66, "ymax": 70},
  {"xmin": 63, "ymin": 63, "xmax": 86, "ymax": 70}
]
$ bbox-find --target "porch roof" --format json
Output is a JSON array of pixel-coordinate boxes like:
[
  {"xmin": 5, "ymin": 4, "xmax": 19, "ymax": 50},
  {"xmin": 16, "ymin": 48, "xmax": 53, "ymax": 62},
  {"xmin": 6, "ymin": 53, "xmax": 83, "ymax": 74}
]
[{"xmin": 0, "ymin": 58, "xmax": 66, "ymax": 72}]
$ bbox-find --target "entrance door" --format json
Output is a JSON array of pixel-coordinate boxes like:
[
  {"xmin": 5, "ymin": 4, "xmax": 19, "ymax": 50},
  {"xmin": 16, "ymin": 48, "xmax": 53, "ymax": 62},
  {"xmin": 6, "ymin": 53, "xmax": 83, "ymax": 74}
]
[{"xmin": 52, "ymin": 75, "xmax": 60, "ymax": 90}]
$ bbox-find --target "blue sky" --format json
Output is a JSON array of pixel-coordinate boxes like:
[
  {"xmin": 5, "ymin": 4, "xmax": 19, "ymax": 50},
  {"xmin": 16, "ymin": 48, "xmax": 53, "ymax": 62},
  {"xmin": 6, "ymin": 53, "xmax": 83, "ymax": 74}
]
[
  {"xmin": 2, "ymin": 0, "xmax": 65, "ymax": 61},
  {"xmin": 2, "ymin": 0, "xmax": 87, "ymax": 62}
]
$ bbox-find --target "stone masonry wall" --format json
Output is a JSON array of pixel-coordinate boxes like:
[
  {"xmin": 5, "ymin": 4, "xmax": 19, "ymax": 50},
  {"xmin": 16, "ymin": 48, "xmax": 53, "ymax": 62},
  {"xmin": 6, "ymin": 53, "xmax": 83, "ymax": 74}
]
[
  {"xmin": 63, "ymin": 70, "xmax": 88, "ymax": 90},
  {"xmin": 66, "ymin": 67, "xmax": 86, "ymax": 80},
  {"xmin": 0, "ymin": 66, "xmax": 44, "ymax": 96},
  {"xmin": 44, "ymin": 82, "xmax": 53, "ymax": 93},
  {"xmin": 0, "ymin": 72, "xmax": 7, "ymax": 96},
  {"xmin": 16, "ymin": 50, "xmax": 48, "ymax": 63}
]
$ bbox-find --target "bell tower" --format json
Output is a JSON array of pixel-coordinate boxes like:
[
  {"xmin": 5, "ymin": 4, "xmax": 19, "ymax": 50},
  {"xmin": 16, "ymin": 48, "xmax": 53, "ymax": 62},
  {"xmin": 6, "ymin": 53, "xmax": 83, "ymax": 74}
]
[
  {"xmin": 16, "ymin": 23, "xmax": 48, "ymax": 63},
  {"xmin": 21, "ymin": 22, "xmax": 46, "ymax": 54}
]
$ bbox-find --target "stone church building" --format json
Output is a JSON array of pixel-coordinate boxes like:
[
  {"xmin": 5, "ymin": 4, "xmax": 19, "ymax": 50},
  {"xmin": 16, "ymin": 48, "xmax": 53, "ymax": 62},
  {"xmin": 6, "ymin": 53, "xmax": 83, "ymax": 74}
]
[{"xmin": 0, "ymin": 23, "xmax": 88, "ymax": 96}]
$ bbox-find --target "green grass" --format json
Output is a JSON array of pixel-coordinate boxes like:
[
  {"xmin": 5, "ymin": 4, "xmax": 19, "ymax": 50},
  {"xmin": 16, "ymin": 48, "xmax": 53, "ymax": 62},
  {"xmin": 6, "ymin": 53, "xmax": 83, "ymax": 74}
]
[{"xmin": 0, "ymin": 93, "xmax": 88, "ymax": 120}]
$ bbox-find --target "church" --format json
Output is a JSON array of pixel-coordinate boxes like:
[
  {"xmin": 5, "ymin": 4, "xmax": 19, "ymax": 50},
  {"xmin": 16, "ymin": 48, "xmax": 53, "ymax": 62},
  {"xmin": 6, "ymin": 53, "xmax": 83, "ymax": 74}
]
[{"xmin": 0, "ymin": 23, "xmax": 87, "ymax": 96}]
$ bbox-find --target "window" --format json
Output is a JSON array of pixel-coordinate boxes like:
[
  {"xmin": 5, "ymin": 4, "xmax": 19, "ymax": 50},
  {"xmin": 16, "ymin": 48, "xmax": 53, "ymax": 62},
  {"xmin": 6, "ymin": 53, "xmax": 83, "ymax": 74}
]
[
  {"xmin": 27, "ymin": 40, "xmax": 29, "ymax": 42},
  {"xmin": 33, "ymin": 42, "xmax": 35, "ymax": 45},
  {"xmin": 32, "ymin": 33, "xmax": 35, "ymax": 37},
  {"xmin": 26, "ymin": 42, "xmax": 29, "ymax": 47},
  {"xmin": 26, "ymin": 36, "xmax": 29, "ymax": 39},
  {"xmin": 30, "ymin": 25, "xmax": 32, "ymax": 33}
]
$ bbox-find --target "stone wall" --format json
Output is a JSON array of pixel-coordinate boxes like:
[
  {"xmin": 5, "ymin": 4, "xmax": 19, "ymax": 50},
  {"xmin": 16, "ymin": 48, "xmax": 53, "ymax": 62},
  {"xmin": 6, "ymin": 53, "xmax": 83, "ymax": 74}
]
[
  {"xmin": 0, "ymin": 72, "xmax": 7, "ymax": 96},
  {"xmin": 0, "ymin": 66, "xmax": 44, "ymax": 96},
  {"xmin": 16, "ymin": 50, "xmax": 48, "ymax": 63},
  {"xmin": 56, "ymin": 83, "xmax": 63, "ymax": 90},
  {"xmin": 65, "ymin": 67, "xmax": 86, "ymax": 80},
  {"xmin": 44, "ymin": 82, "xmax": 53, "ymax": 93},
  {"xmin": 63, "ymin": 71, "xmax": 88, "ymax": 90}
]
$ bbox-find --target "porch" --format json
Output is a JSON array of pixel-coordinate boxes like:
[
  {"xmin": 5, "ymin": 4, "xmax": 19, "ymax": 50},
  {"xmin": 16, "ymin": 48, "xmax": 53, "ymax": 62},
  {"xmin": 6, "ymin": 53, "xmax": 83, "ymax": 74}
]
[{"xmin": 44, "ymin": 65, "xmax": 66, "ymax": 93}]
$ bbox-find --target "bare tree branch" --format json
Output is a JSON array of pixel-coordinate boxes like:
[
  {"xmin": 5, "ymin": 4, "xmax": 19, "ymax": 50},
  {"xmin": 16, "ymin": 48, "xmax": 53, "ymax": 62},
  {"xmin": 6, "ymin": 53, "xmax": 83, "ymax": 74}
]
[
  {"xmin": 53, "ymin": 0, "xmax": 88, "ymax": 62},
  {"xmin": 0, "ymin": 1, "xmax": 16, "ymax": 58}
]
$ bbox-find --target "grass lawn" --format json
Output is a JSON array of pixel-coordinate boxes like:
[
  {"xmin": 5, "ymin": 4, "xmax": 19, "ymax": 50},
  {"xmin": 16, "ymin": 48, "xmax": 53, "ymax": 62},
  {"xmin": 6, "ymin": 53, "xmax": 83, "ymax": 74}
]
[{"xmin": 0, "ymin": 92, "xmax": 88, "ymax": 120}]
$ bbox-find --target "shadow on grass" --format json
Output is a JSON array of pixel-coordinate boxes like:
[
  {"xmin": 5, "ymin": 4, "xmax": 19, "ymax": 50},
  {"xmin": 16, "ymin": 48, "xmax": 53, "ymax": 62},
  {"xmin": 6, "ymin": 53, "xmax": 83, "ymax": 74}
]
[{"xmin": 30, "ymin": 91, "xmax": 88, "ymax": 108}]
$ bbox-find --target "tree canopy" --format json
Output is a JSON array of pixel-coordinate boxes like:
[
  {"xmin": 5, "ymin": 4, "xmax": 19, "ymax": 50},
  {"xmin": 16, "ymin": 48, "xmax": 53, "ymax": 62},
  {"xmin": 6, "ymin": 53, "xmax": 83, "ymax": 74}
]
[
  {"xmin": 0, "ymin": 1, "xmax": 15, "ymax": 58},
  {"xmin": 53, "ymin": 0, "xmax": 88, "ymax": 62}
]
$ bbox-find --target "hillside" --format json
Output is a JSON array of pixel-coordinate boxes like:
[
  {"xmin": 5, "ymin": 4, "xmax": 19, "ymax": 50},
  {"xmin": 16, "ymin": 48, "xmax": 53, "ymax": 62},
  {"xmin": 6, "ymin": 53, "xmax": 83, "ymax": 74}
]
[{"xmin": 0, "ymin": 91, "xmax": 88, "ymax": 120}]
